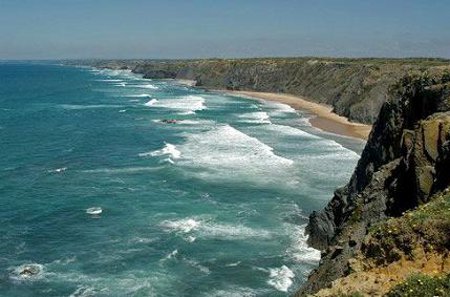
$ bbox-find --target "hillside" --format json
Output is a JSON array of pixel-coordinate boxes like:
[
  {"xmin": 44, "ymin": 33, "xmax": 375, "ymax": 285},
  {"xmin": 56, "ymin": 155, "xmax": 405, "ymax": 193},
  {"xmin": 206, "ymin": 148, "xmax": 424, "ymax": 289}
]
[{"xmin": 82, "ymin": 57, "xmax": 450, "ymax": 124}]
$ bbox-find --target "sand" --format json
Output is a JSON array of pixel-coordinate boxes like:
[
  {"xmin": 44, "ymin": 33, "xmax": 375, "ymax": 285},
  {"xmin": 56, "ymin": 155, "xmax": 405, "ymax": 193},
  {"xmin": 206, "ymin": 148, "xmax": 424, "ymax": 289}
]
[{"xmin": 225, "ymin": 90, "xmax": 372, "ymax": 140}]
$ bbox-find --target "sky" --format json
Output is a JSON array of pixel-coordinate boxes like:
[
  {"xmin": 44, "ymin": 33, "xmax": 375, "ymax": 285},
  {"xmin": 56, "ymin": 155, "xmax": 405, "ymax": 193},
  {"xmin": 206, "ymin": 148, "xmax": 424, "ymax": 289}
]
[{"xmin": 0, "ymin": 0, "xmax": 449, "ymax": 59}]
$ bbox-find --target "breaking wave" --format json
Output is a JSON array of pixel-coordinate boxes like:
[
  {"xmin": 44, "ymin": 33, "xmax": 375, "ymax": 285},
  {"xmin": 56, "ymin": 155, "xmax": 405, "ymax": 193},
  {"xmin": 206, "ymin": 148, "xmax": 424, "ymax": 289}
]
[
  {"xmin": 144, "ymin": 95, "xmax": 206, "ymax": 114},
  {"xmin": 267, "ymin": 265, "xmax": 295, "ymax": 292},
  {"xmin": 160, "ymin": 217, "xmax": 272, "ymax": 240}
]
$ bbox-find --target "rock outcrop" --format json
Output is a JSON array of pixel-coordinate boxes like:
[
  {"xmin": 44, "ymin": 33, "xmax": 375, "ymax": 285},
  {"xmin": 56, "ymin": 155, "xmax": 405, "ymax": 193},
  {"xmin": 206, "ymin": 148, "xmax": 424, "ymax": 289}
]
[{"xmin": 298, "ymin": 74, "xmax": 450, "ymax": 296}]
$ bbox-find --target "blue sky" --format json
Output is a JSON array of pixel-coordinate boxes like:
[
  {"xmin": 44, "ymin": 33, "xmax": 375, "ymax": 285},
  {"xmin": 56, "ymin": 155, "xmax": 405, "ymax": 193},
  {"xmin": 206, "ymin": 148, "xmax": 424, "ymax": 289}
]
[{"xmin": 0, "ymin": 0, "xmax": 449, "ymax": 59}]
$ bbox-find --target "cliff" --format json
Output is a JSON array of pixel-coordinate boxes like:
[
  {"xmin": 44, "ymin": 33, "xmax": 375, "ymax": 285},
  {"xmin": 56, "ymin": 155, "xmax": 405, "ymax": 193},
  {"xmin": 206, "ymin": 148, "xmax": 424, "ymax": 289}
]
[
  {"xmin": 85, "ymin": 58, "xmax": 450, "ymax": 124},
  {"xmin": 298, "ymin": 73, "xmax": 450, "ymax": 296}
]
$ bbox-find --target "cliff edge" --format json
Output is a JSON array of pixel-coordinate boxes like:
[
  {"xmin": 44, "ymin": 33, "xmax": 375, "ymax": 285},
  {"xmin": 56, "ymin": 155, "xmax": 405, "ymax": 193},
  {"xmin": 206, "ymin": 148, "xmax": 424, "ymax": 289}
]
[{"xmin": 298, "ymin": 73, "xmax": 450, "ymax": 296}]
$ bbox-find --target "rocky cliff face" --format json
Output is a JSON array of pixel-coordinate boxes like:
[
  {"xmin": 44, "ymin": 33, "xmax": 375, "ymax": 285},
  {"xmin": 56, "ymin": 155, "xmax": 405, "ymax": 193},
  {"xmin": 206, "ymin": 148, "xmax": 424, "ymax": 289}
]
[
  {"xmin": 298, "ymin": 74, "xmax": 450, "ymax": 296},
  {"xmin": 86, "ymin": 58, "xmax": 449, "ymax": 124}
]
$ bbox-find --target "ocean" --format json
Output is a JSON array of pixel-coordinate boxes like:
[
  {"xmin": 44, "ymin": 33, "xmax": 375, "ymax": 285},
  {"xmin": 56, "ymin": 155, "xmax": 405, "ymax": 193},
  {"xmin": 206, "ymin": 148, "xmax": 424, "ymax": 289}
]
[{"xmin": 0, "ymin": 63, "xmax": 363, "ymax": 296}]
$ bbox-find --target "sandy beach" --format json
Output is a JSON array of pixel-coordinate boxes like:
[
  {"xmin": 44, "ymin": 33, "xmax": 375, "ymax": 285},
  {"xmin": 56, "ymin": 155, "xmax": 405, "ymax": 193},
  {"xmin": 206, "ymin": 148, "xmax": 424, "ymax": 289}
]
[{"xmin": 225, "ymin": 90, "xmax": 372, "ymax": 140}]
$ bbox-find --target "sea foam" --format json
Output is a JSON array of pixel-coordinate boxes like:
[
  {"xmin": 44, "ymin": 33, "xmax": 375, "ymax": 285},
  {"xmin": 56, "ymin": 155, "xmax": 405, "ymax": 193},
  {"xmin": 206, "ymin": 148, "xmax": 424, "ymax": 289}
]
[
  {"xmin": 286, "ymin": 224, "xmax": 321, "ymax": 264},
  {"xmin": 267, "ymin": 265, "xmax": 295, "ymax": 292},
  {"xmin": 160, "ymin": 218, "xmax": 200, "ymax": 233},
  {"xmin": 144, "ymin": 95, "xmax": 206, "ymax": 114},
  {"xmin": 144, "ymin": 99, "xmax": 159, "ymax": 106},
  {"xmin": 9, "ymin": 263, "xmax": 45, "ymax": 282},
  {"xmin": 160, "ymin": 217, "xmax": 272, "ymax": 240},
  {"xmin": 238, "ymin": 111, "xmax": 272, "ymax": 124},
  {"xmin": 127, "ymin": 94, "xmax": 152, "ymax": 98},
  {"xmin": 175, "ymin": 125, "xmax": 293, "ymax": 182},
  {"xmin": 141, "ymin": 143, "xmax": 181, "ymax": 161},
  {"xmin": 132, "ymin": 84, "xmax": 159, "ymax": 90},
  {"xmin": 48, "ymin": 167, "xmax": 67, "ymax": 173}
]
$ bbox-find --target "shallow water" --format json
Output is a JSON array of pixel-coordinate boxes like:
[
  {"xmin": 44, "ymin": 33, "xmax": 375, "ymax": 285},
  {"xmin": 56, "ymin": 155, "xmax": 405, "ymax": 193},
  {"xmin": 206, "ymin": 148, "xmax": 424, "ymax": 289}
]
[{"xmin": 0, "ymin": 63, "xmax": 364, "ymax": 296}]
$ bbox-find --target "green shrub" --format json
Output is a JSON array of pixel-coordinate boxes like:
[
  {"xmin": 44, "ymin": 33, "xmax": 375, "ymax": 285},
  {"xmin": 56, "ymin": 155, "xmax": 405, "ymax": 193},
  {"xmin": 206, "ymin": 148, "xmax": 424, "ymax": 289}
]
[
  {"xmin": 386, "ymin": 273, "xmax": 450, "ymax": 297},
  {"xmin": 364, "ymin": 192, "xmax": 450, "ymax": 264}
]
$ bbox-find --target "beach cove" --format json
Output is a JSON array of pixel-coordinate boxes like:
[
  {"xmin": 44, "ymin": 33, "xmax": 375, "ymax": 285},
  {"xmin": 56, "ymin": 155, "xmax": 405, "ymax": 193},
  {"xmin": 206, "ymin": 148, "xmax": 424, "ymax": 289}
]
[{"xmin": 219, "ymin": 90, "xmax": 372, "ymax": 140}]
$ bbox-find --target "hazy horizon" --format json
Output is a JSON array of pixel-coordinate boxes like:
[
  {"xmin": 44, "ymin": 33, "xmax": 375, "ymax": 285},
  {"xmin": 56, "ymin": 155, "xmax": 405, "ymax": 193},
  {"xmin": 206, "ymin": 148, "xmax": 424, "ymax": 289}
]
[{"xmin": 1, "ymin": 0, "xmax": 449, "ymax": 60}]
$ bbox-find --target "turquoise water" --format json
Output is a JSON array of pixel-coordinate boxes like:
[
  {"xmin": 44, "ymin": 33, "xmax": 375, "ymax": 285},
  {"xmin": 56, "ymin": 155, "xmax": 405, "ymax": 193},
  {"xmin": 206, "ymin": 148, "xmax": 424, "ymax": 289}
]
[{"xmin": 0, "ymin": 63, "xmax": 363, "ymax": 297}]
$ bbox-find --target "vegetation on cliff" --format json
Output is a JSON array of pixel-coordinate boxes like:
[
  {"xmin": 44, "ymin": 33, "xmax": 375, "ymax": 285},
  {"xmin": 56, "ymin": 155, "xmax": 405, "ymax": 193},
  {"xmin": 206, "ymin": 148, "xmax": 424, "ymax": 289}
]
[
  {"xmin": 298, "ymin": 73, "xmax": 450, "ymax": 296},
  {"xmin": 308, "ymin": 190, "xmax": 450, "ymax": 296},
  {"xmin": 386, "ymin": 273, "xmax": 450, "ymax": 297}
]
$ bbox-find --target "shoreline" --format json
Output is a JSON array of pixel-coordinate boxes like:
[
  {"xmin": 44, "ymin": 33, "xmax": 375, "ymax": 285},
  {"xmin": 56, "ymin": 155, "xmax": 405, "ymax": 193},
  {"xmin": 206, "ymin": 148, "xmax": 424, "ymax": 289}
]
[{"xmin": 220, "ymin": 90, "xmax": 372, "ymax": 140}]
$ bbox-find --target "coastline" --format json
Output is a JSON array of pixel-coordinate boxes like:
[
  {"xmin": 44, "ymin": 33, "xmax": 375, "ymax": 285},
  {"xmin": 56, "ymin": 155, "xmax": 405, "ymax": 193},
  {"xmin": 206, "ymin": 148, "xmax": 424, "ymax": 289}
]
[{"xmin": 221, "ymin": 90, "xmax": 372, "ymax": 140}]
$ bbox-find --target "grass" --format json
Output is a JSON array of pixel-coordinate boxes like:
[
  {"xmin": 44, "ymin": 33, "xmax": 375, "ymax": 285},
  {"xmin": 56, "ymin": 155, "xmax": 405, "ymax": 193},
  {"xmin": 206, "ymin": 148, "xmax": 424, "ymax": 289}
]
[
  {"xmin": 364, "ymin": 191, "xmax": 450, "ymax": 263},
  {"xmin": 386, "ymin": 273, "xmax": 450, "ymax": 297}
]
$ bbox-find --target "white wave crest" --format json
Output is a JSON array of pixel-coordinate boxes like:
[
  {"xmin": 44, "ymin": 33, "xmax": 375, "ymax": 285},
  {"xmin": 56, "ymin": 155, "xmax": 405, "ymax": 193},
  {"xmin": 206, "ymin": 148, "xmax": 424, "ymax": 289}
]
[
  {"xmin": 160, "ymin": 218, "xmax": 201, "ymax": 233},
  {"xmin": 48, "ymin": 167, "xmax": 67, "ymax": 173},
  {"xmin": 186, "ymin": 235, "xmax": 196, "ymax": 243},
  {"xmin": 225, "ymin": 261, "xmax": 241, "ymax": 267},
  {"xmin": 267, "ymin": 265, "xmax": 295, "ymax": 292},
  {"xmin": 200, "ymin": 222, "xmax": 271, "ymax": 239},
  {"xmin": 175, "ymin": 125, "xmax": 293, "ymax": 181},
  {"xmin": 145, "ymin": 95, "xmax": 206, "ymax": 114},
  {"xmin": 160, "ymin": 217, "xmax": 271, "ymax": 240},
  {"xmin": 238, "ymin": 112, "xmax": 271, "ymax": 124},
  {"xmin": 163, "ymin": 249, "xmax": 179, "ymax": 260},
  {"xmin": 132, "ymin": 84, "xmax": 159, "ymax": 89},
  {"xmin": 127, "ymin": 94, "xmax": 152, "ymax": 98},
  {"xmin": 141, "ymin": 143, "xmax": 181, "ymax": 160},
  {"xmin": 144, "ymin": 99, "xmax": 159, "ymax": 106},
  {"xmin": 86, "ymin": 207, "xmax": 102, "ymax": 215},
  {"xmin": 286, "ymin": 224, "xmax": 321, "ymax": 264}
]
